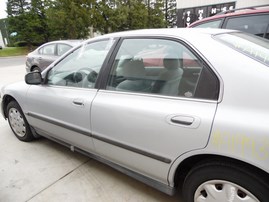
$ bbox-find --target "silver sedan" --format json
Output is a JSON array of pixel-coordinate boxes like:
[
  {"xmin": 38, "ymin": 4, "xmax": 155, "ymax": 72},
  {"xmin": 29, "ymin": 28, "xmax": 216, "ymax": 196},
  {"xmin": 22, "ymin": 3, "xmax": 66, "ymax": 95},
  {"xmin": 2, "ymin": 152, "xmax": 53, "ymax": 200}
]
[
  {"xmin": 1, "ymin": 28, "xmax": 269, "ymax": 202},
  {"xmin": 25, "ymin": 40, "xmax": 82, "ymax": 72}
]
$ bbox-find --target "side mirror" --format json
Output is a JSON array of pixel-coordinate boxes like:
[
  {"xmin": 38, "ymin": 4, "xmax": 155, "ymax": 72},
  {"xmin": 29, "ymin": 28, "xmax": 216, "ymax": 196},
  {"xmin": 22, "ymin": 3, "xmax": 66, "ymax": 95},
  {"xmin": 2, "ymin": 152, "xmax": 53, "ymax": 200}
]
[{"xmin": 25, "ymin": 72, "xmax": 42, "ymax": 85}]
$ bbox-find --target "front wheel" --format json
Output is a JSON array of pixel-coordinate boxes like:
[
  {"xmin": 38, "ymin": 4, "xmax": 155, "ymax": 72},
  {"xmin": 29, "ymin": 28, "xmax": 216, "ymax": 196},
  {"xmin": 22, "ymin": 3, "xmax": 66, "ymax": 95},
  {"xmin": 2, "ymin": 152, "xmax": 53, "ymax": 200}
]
[
  {"xmin": 182, "ymin": 161, "xmax": 269, "ymax": 202},
  {"xmin": 32, "ymin": 66, "xmax": 41, "ymax": 72},
  {"xmin": 7, "ymin": 101, "xmax": 34, "ymax": 142}
]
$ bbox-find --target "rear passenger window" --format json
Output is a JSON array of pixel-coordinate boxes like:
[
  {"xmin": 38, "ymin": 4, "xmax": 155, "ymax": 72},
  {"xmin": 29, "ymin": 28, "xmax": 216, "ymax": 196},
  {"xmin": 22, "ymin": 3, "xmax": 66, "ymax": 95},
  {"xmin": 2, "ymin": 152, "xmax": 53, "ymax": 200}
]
[
  {"xmin": 57, "ymin": 44, "xmax": 72, "ymax": 56},
  {"xmin": 39, "ymin": 44, "xmax": 55, "ymax": 55},
  {"xmin": 225, "ymin": 14, "xmax": 269, "ymax": 39},
  {"xmin": 106, "ymin": 38, "xmax": 219, "ymax": 100}
]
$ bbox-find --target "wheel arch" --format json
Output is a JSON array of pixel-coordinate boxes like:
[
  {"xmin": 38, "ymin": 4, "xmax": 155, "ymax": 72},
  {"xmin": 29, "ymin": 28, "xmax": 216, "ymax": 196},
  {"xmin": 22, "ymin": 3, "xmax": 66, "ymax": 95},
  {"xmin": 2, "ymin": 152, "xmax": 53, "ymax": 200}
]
[
  {"xmin": 31, "ymin": 65, "xmax": 40, "ymax": 72},
  {"xmin": 173, "ymin": 154, "xmax": 269, "ymax": 189},
  {"xmin": 2, "ymin": 95, "xmax": 18, "ymax": 118}
]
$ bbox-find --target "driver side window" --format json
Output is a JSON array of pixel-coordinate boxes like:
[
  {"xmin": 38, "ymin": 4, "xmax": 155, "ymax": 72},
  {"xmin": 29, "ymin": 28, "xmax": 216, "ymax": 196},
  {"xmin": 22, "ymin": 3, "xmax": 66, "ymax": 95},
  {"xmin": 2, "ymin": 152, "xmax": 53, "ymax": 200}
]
[{"xmin": 47, "ymin": 39, "xmax": 114, "ymax": 89}]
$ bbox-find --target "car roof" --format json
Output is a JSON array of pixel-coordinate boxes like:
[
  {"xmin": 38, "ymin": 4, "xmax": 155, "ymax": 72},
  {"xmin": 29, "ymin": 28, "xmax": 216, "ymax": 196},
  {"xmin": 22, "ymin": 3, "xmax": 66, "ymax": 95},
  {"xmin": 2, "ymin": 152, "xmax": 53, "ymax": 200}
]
[
  {"xmin": 84, "ymin": 28, "xmax": 236, "ymax": 42},
  {"xmin": 41, "ymin": 40, "xmax": 83, "ymax": 47},
  {"xmin": 189, "ymin": 5, "xmax": 269, "ymax": 27}
]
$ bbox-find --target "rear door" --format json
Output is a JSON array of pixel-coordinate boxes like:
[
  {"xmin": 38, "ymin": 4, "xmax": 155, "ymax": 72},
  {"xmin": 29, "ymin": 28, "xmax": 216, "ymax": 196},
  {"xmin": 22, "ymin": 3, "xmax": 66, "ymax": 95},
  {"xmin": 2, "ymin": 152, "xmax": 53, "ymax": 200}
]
[
  {"xmin": 38, "ymin": 43, "xmax": 58, "ymax": 69},
  {"xmin": 91, "ymin": 37, "xmax": 220, "ymax": 184}
]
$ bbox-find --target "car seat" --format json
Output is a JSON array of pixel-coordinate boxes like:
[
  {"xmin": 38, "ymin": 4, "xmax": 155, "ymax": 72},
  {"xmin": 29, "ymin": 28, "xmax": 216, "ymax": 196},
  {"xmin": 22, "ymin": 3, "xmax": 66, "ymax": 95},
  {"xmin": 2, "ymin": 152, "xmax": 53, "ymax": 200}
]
[
  {"xmin": 116, "ymin": 60, "xmax": 149, "ymax": 92},
  {"xmin": 152, "ymin": 54, "xmax": 183, "ymax": 96}
]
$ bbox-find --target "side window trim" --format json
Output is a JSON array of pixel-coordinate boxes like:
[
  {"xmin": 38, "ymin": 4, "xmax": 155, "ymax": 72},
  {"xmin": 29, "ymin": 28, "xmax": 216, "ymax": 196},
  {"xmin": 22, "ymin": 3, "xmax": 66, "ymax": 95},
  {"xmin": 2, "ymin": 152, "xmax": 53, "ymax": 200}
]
[
  {"xmin": 94, "ymin": 37, "xmax": 121, "ymax": 89},
  {"xmin": 101, "ymin": 36, "xmax": 220, "ymax": 101}
]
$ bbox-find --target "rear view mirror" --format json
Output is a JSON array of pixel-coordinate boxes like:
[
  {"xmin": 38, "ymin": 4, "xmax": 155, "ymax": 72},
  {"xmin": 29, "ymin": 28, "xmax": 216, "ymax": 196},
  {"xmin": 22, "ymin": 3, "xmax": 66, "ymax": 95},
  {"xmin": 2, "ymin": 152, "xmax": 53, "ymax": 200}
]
[{"xmin": 25, "ymin": 72, "xmax": 42, "ymax": 85}]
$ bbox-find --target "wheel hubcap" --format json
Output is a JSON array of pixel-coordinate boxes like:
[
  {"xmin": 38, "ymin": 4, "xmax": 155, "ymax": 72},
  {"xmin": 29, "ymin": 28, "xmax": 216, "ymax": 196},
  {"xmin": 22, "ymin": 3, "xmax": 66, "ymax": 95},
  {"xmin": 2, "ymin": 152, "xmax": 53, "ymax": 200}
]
[
  {"xmin": 194, "ymin": 180, "xmax": 259, "ymax": 202},
  {"xmin": 8, "ymin": 108, "xmax": 26, "ymax": 137}
]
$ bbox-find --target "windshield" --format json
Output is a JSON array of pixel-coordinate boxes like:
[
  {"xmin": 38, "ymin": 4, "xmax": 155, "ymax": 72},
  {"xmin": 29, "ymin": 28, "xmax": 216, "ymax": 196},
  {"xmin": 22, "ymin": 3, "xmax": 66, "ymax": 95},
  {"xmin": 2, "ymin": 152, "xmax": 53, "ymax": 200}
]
[{"xmin": 214, "ymin": 32, "xmax": 269, "ymax": 66}]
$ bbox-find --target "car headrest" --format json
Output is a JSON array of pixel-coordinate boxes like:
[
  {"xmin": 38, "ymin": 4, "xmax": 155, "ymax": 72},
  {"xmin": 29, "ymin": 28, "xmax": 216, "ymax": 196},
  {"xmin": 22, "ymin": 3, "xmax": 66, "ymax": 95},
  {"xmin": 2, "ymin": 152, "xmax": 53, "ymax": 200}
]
[
  {"xmin": 163, "ymin": 54, "xmax": 180, "ymax": 70},
  {"xmin": 121, "ymin": 60, "xmax": 145, "ymax": 79}
]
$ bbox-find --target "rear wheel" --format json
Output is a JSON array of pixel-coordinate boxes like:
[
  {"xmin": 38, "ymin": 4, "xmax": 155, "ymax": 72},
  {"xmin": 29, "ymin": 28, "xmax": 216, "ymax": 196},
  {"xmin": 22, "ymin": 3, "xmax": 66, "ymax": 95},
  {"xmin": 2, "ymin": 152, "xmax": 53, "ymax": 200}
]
[
  {"xmin": 7, "ymin": 101, "xmax": 34, "ymax": 142},
  {"xmin": 182, "ymin": 161, "xmax": 269, "ymax": 202}
]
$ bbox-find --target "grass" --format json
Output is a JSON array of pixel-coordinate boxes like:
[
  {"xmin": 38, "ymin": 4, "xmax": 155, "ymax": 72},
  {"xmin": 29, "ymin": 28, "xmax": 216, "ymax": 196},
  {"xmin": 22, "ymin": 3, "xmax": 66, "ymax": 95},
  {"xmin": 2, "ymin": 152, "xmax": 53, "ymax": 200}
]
[{"xmin": 0, "ymin": 47, "xmax": 30, "ymax": 57}]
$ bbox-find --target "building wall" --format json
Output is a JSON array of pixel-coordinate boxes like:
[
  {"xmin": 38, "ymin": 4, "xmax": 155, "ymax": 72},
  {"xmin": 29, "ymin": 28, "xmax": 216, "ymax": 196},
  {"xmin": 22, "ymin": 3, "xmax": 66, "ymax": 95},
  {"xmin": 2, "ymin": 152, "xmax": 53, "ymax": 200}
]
[
  {"xmin": 236, "ymin": 0, "xmax": 269, "ymax": 8},
  {"xmin": 177, "ymin": 0, "xmax": 234, "ymax": 9},
  {"xmin": 176, "ymin": 0, "xmax": 268, "ymax": 27},
  {"xmin": 176, "ymin": 0, "xmax": 268, "ymax": 9}
]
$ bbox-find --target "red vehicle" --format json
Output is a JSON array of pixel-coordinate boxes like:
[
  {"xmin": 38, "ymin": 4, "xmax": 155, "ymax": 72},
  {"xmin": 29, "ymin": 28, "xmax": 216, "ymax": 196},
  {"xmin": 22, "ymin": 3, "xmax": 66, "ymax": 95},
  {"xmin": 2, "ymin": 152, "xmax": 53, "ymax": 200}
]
[{"xmin": 189, "ymin": 5, "xmax": 269, "ymax": 39}]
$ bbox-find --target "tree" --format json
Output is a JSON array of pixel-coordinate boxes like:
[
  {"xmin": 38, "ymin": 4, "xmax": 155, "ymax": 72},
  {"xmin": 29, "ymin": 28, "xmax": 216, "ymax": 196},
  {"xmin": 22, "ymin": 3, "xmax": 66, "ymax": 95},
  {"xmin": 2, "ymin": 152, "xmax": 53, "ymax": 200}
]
[
  {"xmin": 91, "ymin": 0, "xmax": 149, "ymax": 33},
  {"xmin": 31, "ymin": 0, "xmax": 51, "ymax": 42},
  {"xmin": 106, "ymin": 0, "xmax": 149, "ymax": 32},
  {"xmin": 5, "ymin": 0, "xmax": 174, "ymax": 46},
  {"xmin": 7, "ymin": 0, "xmax": 33, "ymax": 45},
  {"xmin": 164, "ymin": 0, "xmax": 177, "ymax": 28},
  {"xmin": 127, "ymin": 0, "xmax": 148, "ymax": 30},
  {"xmin": 46, "ymin": 0, "xmax": 91, "ymax": 39},
  {"xmin": 108, "ymin": 1, "xmax": 129, "ymax": 32},
  {"xmin": 147, "ymin": 0, "xmax": 165, "ymax": 28},
  {"xmin": 91, "ymin": 0, "xmax": 114, "ymax": 34},
  {"xmin": 6, "ymin": 0, "xmax": 31, "ymax": 16},
  {"xmin": 7, "ymin": 0, "xmax": 52, "ymax": 45}
]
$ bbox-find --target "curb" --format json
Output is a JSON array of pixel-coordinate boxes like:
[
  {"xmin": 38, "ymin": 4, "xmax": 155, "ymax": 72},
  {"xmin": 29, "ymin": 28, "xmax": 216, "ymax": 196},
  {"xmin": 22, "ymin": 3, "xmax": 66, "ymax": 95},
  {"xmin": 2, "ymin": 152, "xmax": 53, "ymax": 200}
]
[
  {"xmin": 0, "ymin": 55, "xmax": 27, "ymax": 59},
  {"xmin": 0, "ymin": 65, "xmax": 25, "ymax": 69}
]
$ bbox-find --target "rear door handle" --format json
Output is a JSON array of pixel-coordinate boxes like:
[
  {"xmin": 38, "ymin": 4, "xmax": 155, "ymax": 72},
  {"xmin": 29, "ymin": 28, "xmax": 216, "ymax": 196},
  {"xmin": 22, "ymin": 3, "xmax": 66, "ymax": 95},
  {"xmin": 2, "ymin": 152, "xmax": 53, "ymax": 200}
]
[
  {"xmin": 171, "ymin": 116, "xmax": 194, "ymax": 125},
  {"xmin": 167, "ymin": 115, "xmax": 200, "ymax": 128}
]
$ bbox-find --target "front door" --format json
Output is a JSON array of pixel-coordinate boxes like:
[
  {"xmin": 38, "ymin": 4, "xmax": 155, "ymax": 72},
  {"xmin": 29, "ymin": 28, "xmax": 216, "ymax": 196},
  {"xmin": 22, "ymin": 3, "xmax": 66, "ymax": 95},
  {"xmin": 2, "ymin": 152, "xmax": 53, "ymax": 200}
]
[{"xmin": 25, "ymin": 39, "xmax": 115, "ymax": 152}]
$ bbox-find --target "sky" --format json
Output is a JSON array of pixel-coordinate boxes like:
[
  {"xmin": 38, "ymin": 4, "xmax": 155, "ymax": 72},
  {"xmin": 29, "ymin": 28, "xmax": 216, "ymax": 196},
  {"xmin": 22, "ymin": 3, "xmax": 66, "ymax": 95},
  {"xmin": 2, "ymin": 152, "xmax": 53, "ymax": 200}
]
[{"xmin": 0, "ymin": 0, "xmax": 7, "ymax": 19}]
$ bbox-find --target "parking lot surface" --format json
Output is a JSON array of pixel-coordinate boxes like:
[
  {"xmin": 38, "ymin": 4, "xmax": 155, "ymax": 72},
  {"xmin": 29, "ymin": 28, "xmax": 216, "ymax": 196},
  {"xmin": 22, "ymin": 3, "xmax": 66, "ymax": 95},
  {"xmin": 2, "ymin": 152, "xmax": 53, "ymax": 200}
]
[{"xmin": 0, "ymin": 61, "xmax": 180, "ymax": 201}]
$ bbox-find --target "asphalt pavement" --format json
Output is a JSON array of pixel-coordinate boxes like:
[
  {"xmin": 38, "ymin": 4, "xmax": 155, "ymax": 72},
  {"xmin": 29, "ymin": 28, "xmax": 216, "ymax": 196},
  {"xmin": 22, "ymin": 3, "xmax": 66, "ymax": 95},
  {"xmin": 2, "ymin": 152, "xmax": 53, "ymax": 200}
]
[
  {"xmin": 0, "ymin": 56, "xmax": 26, "ymax": 68},
  {"xmin": 0, "ymin": 57, "xmax": 180, "ymax": 202}
]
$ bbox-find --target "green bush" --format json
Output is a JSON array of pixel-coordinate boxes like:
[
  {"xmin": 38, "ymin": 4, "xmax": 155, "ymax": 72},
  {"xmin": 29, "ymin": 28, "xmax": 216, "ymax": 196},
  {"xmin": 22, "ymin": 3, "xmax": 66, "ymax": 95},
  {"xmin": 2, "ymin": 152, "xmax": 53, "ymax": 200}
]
[{"xmin": 14, "ymin": 41, "xmax": 28, "ymax": 47}]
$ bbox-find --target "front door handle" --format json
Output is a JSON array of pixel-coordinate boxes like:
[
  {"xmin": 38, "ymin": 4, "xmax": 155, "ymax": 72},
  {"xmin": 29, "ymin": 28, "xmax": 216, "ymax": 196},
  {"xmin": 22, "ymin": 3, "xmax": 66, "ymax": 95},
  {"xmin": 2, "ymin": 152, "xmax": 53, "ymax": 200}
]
[
  {"xmin": 72, "ymin": 99, "xmax": 84, "ymax": 106},
  {"xmin": 171, "ymin": 116, "xmax": 194, "ymax": 126}
]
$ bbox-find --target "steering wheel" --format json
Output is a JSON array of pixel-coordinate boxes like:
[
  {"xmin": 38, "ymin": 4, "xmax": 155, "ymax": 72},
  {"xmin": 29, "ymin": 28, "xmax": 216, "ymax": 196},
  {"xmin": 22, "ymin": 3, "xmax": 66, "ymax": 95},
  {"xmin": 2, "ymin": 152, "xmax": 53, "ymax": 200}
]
[{"xmin": 74, "ymin": 67, "xmax": 98, "ymax": 88}]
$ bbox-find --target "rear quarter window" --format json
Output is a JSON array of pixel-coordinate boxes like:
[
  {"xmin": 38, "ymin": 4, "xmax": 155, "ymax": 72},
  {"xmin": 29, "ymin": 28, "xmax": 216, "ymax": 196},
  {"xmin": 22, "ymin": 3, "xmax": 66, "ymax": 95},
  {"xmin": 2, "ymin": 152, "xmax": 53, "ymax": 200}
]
[{"xmin": 214, "ymin": 32, "xmax": 269, "ymax": 66}]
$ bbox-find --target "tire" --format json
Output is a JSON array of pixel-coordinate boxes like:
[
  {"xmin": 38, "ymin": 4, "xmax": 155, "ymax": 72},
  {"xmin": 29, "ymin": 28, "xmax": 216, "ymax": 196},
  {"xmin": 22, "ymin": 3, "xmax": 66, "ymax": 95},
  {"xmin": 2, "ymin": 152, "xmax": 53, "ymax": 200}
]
[
  {"xmin": 182, "ymin": 161, "xmax": 269, "ymax": 202},
  {"xmin": 6, "ymin": 101, "xmax": 34, "ymax": 142}
]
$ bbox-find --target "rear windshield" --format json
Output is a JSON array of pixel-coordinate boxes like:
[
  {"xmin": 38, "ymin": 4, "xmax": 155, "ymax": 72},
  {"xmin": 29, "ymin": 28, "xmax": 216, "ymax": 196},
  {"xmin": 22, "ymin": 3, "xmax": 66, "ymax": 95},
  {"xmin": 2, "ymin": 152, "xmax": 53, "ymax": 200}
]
[{"xmin": 214, "ymin": 32, "xmax": 269, "ymax": 66}]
